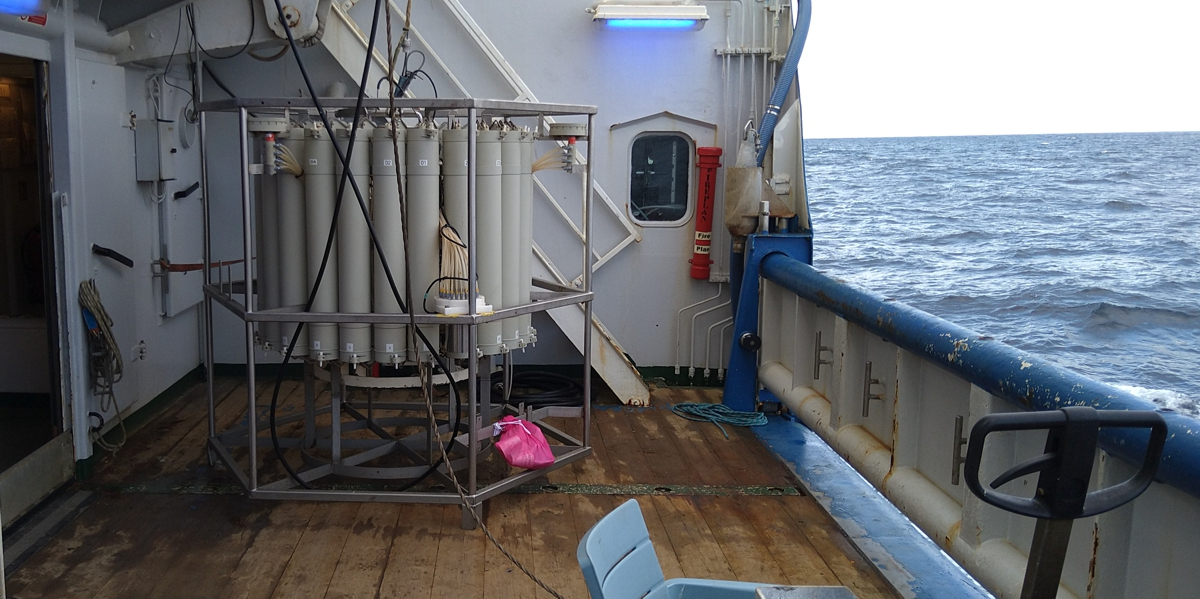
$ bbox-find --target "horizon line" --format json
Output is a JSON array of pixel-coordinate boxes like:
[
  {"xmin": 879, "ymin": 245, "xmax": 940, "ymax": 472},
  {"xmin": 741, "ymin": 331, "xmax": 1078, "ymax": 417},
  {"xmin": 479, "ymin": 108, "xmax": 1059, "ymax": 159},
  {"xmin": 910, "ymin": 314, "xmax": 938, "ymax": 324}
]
[{"xmin": 806, "ymin": 128, "xmax": 1200, "ymax": 142}]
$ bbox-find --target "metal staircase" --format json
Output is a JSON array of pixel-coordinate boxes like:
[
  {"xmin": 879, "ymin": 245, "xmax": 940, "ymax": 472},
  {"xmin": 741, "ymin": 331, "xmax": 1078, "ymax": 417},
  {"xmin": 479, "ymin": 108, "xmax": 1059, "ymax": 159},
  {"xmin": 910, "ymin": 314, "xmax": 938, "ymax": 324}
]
[{"xmin": 320, "ymin": 1, "xmax": 650, "ymax": 404}]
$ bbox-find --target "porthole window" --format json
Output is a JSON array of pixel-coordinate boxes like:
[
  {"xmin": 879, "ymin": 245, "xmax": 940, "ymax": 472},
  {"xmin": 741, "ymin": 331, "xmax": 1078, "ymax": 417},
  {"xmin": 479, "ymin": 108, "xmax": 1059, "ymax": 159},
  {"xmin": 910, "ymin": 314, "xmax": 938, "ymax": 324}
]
[{"xmin": 629, "ymin": 133, "xmax": 692, "ymax": 225}]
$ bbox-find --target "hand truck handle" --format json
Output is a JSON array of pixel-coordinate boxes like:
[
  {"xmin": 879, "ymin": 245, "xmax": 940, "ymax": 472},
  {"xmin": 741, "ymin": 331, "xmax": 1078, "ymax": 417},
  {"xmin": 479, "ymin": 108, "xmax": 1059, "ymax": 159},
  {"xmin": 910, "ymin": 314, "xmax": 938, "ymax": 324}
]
[{"xmin": 963, "ymin": 406, "xmax": 1166, "ymax": 520}]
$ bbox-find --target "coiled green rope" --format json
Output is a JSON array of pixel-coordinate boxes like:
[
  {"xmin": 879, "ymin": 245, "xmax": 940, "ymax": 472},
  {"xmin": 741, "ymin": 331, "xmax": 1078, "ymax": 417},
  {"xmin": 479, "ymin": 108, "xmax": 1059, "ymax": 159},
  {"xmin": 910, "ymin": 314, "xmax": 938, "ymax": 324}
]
[{"xmin": 671, "ymin": 403, "xmax": 767, "ymax": 439}]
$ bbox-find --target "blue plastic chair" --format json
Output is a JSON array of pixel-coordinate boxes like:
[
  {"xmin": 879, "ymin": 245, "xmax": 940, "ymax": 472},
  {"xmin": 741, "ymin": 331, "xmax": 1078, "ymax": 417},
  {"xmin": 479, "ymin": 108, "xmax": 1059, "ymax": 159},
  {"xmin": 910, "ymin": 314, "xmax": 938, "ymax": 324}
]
[{"xmin": 576, "ymin": 498, "xmax": 767, "ymax": 599}]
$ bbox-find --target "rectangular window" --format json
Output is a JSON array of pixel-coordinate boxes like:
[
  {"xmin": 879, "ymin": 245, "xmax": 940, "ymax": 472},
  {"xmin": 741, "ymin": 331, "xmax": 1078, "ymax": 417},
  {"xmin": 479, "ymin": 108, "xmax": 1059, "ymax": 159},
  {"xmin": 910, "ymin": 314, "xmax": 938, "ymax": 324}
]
[{"xmin": 630, "ymin": 134, "xmax": 690, "ymax": 224}]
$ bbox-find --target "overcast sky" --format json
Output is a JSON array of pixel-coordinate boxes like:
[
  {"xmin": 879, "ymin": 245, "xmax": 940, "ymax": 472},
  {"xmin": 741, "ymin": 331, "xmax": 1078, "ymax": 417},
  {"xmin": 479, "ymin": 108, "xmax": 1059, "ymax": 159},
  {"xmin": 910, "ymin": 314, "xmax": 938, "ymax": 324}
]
[{"xmin": 798, "ymin": 1, "xmax": 1200, "ymax": 138}]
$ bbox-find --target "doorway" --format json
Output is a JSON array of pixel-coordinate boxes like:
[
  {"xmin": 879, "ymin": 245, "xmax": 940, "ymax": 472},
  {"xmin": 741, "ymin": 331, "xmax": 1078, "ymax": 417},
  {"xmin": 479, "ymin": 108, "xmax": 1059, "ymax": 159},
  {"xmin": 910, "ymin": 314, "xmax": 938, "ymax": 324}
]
[{"xmin": 0, "ymin": 52, "xmax": 64, "ymax": 518}]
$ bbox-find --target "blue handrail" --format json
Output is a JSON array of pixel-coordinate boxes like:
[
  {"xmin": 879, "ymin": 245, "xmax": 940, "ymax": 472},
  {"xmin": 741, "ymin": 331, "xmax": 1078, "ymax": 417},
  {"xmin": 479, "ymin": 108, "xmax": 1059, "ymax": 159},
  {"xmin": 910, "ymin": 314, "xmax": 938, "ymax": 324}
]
[{"xmin": 760, "ymin": 252, "xmax": 1200, "ymax": 501}]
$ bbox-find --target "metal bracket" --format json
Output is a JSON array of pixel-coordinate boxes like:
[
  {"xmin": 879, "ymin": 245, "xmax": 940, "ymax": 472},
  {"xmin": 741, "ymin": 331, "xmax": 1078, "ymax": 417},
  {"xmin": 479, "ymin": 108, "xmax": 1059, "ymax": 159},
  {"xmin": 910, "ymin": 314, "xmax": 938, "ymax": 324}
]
[
  {"xmin": 722, "ymin": 231, "xmax": 813, "ymax": 412},
  {"xmin": 951, "ymin": 415, "xmax": 967, "ymax": 485},
  {"xmin": 861, "ymin": 361, "xmax": 885, "ymax": 417},
  {"xmin": 813, "ymin": 330, "xmax": 832, "ymax": 379}
]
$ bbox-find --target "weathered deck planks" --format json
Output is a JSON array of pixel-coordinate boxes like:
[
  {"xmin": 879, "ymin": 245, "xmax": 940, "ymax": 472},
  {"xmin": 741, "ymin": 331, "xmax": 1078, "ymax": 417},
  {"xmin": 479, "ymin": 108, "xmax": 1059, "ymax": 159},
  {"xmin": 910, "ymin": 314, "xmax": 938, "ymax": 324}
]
[{"xmin": 4, "ymin": 378, "xmax": 899, "ymax": 599}]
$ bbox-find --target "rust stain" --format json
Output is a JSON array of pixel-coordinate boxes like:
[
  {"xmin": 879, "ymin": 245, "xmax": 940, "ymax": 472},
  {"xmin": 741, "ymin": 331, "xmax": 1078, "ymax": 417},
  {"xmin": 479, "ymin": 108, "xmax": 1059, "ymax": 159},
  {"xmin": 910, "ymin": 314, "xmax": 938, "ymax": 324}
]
[
  {"xmin": 944, "ymin": 520, "xmax": 961, "ymax": 550},
  {"xmin": 891, "ymin": 381, "xmax": 900, "ymax": 459},
  {"xmin": 1087, "ymin": 521, "xmax": 1100, "ymax": 598}
]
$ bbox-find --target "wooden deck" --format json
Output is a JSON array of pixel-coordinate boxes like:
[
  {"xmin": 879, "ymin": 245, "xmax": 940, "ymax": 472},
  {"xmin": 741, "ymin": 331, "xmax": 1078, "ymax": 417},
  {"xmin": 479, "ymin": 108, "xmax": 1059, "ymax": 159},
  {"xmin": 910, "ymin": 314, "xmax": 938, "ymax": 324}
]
[{"xmin": 5, "ymin": 376, "xmax": 898, "ymax": 599}]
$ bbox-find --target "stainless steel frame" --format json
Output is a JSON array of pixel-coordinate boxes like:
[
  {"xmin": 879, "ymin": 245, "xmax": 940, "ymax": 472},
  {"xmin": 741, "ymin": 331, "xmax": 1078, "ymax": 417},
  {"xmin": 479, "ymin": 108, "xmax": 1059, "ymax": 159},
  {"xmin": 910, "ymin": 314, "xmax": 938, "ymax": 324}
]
[{"xmin": 197, "ymin": 98, "xmax": 596, "ymax": 526}]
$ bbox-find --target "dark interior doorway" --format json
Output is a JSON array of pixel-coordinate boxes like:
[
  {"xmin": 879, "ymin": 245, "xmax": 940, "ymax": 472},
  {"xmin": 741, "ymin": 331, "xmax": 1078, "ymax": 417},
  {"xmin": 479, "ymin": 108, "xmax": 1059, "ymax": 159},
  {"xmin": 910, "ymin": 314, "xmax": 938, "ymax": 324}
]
[{"xmin": 0, "ymin": 53, "xmax": 58, "ymax": 473}]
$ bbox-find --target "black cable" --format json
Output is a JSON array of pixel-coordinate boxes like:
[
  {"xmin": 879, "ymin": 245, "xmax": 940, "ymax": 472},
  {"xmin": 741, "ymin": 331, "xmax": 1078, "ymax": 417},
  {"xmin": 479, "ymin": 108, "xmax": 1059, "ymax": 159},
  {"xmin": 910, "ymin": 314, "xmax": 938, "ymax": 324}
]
[
  {"xmin": 440, "ymin": 223, "xmax": 467, "ymax": 248},
  {"xmin": 269, "ymin": 0, "xmax": 463, "ymax": 492},
  {"xmin": 421, "ymin": 276, "xmax": 470, "ymax": 314},
  {"xmin": 158, "ymin": 7, "xmax": 199, "ymax": 122},
  {"xmin": 248, "ymin": 45, "xmax": 290, "ymax": 61},
  {"xmin": 202, "ymin": 62, "xmax": 237, "ymax": 99},
  {"xmin": 265, "ymin": 0, "xmax": 379, "ymax": 490},
  {"xmin": 494, "ymin": 372, "xmax": 584, "ymax": 408},
  {"xmin": 188, "ymin": 1, "xmax": 255, "ymax": 61},
  {"xmin": 161, "ymin": 8, "xmax": 184, "ymax": 77},
  {"xmin": 413, "ymin": 70, "xmax": 437, "ymax": 98}
]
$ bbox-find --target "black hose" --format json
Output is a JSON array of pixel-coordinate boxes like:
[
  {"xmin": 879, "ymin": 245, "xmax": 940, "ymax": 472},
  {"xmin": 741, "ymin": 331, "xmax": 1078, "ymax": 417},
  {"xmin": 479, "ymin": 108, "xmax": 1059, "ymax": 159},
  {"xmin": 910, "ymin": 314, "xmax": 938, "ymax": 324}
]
[
  {"xmin": 495, "ymin": 371, "xmax": 584, "ymax": 408},
  {"xmin": 267, "ymin": 0, "xmax": 460, "ymax": 492}
]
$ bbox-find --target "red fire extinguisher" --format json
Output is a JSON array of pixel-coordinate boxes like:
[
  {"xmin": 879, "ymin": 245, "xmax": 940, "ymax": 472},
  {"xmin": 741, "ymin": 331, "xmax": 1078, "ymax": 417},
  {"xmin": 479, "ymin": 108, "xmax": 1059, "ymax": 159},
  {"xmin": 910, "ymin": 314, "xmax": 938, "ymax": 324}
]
[{"xmin": 691, "ymin": 147, "xmax": 723, "ymax": 279}]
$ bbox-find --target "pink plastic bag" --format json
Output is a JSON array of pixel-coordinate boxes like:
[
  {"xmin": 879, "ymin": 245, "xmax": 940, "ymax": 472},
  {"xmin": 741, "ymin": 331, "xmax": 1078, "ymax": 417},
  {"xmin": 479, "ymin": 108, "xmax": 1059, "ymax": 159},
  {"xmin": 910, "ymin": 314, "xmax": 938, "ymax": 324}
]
[{"xmin": 493, "ymin": 416, "xmax": 555, "ymax": 470}]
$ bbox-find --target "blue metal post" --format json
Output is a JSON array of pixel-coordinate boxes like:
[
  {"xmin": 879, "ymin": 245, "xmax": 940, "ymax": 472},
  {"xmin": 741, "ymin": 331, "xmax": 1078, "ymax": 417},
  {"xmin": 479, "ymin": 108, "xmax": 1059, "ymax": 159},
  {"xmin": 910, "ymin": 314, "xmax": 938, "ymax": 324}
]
[{"xmin": 722, "ymin": 232, "xmax": 812, "ymax": 412}]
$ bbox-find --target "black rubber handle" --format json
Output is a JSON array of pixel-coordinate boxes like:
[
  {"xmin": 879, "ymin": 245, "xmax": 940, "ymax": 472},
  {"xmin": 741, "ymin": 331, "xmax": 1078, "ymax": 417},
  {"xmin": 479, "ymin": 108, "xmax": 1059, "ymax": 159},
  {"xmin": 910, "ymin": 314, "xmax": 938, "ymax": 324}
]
[
  {"xmin": 964, "ymin": 406, "xmax": 1166, "ymax": 520},
  {"xmin": 173, "ymin": 181, "xmax": 200, "ymax": 200},
  {"xmin": 91, "ymin": 244, "xmax": 134, "ymax": 269}
]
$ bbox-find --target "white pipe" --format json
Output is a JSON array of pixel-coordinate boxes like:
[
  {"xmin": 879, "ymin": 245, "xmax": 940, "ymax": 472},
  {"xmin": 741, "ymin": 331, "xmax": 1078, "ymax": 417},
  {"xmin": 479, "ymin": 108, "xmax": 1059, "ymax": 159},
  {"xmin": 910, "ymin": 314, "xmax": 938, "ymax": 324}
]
[
  {"xmin": 717, "ymin": 321, "xmax": 734, "ymax": 380},
  {"xmin": 442, "ymin": 127, "xmax": 469, "ymax": 241},
  {"xmin": 258, "ymin": 135, "xmax": 281, "ymax": 352},
  {"xmin": 304, "ymin": 123, "xmax": 338, "ymax": 363},
  {"xmin": 405, "ymin": 123, "xmax": 441, "ymax": 359},
  {"xmin": 674, "ymin": 283, "xmax": 723, "ymax": 376},
  {"xmin": 441, "ymin": 125, "xmax": 470, "ymax": 359},
  {"xmin": 277, "ymin": 127, "xmax": 308, "ymax": 356},
  {"xmin": 703, "ymin": 316, "xmax": 733, "ymax": 376},
  {"xmin": 336, "ymin": 122, "xmax": 373, "ymax": 365},
  {"xmin": 476, "ymin": 125, "xmax": 505, "ymax": 355},
  {"xmin": 371, "ymin": 124, "xmax": 407, "ymax": 365},
  {"xmin": 689, "ymin": 300, "xmax": 730, "ymax": 378},
  {"xmin": 500, "ymin": 127, "xmax": 522, "ymax": 348}
]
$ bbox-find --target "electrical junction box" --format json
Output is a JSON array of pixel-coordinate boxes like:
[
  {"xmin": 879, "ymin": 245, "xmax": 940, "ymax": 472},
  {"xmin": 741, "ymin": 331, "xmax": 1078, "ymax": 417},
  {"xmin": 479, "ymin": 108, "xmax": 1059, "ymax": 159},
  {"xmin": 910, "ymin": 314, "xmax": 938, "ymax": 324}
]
[{"xmin": 135, "ymin": 118, "xmax": 177, "ymax": 182}]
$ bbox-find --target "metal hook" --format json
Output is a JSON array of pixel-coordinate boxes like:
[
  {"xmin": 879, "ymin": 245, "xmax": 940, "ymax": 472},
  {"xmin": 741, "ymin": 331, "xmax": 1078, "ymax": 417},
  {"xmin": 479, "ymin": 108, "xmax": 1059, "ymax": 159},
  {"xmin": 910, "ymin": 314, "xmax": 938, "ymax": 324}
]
[{"xmin": 743, "ymin": 118, "xmax": 756, "ymax": 141}]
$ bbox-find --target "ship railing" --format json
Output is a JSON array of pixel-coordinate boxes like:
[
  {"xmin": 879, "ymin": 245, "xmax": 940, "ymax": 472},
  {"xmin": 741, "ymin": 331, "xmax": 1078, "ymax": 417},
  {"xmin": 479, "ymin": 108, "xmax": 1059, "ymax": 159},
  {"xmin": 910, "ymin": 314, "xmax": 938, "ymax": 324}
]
[{"xmin": 754, "ymin": 253, "xmax": 1200, "ymax": 599}]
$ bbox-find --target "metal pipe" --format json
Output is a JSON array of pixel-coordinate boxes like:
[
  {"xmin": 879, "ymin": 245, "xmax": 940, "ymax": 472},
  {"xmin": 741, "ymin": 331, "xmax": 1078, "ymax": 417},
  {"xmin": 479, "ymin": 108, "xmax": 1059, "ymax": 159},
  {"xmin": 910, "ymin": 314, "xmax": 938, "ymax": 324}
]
[
  {"xmin": 518, "ymin": 128, "xmax": 535, "ymax": 346},
  {"xmin": 304, "ymin": 360, "xmax": 316, "ymax": 446},
  {"xmin": 240, "ymin": 108, "xmax": 255, "ymax": 312},
  {"xmin": 332, "ymin": 365, "xmax": 342, "ymax": 463},
  {"xmin": 239, "ymin": 107, "xmax": 259, "ymax": 491},
  {"xmin": 466, "ymin": 106, "xmax": 479, "ymax": 498},
  {"xmin": 200, "ymin": 110, "xmax": 216, "ymax": 440},
  {"xmin": 674, "ymin": 283, "xmax": 724, "ymax": 376},
  {"xmin": 0, "ymin": 502, "xmax": 5, "ymax": 599},
  {"xmin": 583, "ymin": 113, "xmax": 594, "ymax": 448},
  {"xmin": 759, "ymin": 253, "xmax": 1200, "ymax": 501}
]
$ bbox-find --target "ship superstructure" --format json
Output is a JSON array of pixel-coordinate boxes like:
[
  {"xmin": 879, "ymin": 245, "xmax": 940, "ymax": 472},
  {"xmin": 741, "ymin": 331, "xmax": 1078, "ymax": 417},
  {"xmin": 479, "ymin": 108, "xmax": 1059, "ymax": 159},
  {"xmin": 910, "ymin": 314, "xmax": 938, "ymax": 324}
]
[{"xmin": 0, "ymin": 2, "xmax": 1197, "ymax": 598}]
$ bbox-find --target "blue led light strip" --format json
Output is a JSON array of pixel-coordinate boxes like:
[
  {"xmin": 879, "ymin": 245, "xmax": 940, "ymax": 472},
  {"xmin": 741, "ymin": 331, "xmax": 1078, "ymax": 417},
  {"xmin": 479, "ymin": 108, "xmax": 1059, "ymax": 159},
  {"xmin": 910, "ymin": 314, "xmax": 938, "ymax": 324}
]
[{"xmin": 605, "ymin": 19, "xmax": 698, "ymax": 29}]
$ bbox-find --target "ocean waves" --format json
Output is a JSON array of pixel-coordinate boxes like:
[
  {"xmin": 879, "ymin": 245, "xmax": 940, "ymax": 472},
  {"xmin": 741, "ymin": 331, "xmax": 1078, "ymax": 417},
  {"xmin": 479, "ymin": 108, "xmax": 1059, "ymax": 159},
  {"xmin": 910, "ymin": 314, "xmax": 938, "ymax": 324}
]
[
  {"xmin": 806, "ymin": 131, "xmax": 1200, "ymax": 417},
  {"xmin": 1085, "ymin": 302, "xmax": 1198, "ymax": 331}
]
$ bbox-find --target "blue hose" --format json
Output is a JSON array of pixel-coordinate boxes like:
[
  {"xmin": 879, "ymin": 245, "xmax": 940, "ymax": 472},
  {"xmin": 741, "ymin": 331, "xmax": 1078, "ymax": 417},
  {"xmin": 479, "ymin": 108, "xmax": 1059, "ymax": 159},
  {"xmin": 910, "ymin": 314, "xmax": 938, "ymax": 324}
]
[{"xmin": 756, "ymin": 0, "xmax": 812, "ymax": 167}]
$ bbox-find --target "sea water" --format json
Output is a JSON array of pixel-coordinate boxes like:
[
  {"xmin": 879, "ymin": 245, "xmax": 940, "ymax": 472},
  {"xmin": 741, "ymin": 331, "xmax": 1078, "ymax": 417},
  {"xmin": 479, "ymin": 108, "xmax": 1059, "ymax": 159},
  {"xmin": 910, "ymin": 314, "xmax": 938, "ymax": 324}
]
[{"xmin": 805, "ymin": 131, "xmax": 1199, "ymax": 416}]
